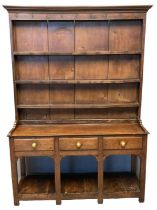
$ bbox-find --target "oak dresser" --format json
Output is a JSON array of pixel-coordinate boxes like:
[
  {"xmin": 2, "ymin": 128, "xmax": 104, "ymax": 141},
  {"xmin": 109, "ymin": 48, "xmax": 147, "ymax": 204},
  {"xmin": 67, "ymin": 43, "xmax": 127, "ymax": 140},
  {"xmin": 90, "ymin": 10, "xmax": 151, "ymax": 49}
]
[{"xmin": 4, "ymin": 5, "xmax": 151, "ymax": 205}]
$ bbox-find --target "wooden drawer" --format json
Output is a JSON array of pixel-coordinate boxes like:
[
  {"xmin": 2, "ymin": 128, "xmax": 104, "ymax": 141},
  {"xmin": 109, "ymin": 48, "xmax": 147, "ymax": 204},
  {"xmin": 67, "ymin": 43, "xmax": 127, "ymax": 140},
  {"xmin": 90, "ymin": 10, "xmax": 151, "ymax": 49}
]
[
  {"xmin": 103, "ymin": 136, "xmax": 143, "ymax": 150},
  {"xmin": 59, "ymin": 137, "xmax": 98, "ymax": 151},
  {"xmin": 14, "ymin": 138, "xmax": 54, "ymax": 152}
]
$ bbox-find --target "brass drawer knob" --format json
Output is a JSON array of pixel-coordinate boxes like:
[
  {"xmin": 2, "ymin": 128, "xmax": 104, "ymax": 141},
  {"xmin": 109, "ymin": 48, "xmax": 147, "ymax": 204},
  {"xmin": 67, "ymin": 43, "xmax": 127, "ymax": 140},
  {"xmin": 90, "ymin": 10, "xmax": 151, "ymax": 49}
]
[
  {"xmin": 32, "ymin": 142, "xmax": 37, "ymax": 149},
  {"xmin": 76, "ymin": 141, "xmax": 82, "ymax": 149},
  {"xmin": 120, "ymin": 140, "xmax": 127, "ymax": 148}
]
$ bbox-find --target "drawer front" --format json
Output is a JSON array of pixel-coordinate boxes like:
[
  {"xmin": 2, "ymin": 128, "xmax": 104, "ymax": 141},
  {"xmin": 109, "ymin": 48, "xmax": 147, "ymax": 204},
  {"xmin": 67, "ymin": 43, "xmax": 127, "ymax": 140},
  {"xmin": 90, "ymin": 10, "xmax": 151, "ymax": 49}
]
[
  {"xmin": 59, "ymin": 137, "xmax": 98, "ymax": 151},
  {"xmin": 103, "ymin": 136, "xmax": 143, "ymax": 150},
  {"xmin": 14, "ymin": 138, "xmax": 54, "ymax": 152}
]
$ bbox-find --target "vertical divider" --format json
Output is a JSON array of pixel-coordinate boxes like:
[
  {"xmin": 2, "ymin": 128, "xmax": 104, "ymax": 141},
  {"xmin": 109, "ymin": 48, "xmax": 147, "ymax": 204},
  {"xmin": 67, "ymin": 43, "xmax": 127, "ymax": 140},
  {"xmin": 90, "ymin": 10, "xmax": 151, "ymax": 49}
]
[
  {"xmin": 98, "ymin": 136, "xmax": 103, "ymax": 204},
  {"xmin": 20, "ymin": 157, "xmax": 26, "ymax": 178},
  {"xmin": 54, "ymin": 136, "xmax": 61, "ymax": 205},
  {"xmin": 107, "ymin": 20, "xmax": 110, "ymax": 80},
  {"xmin": 9, "ymin": 19, "xmax": 19, "ymax": 121},
  {"xmin": 106, "ymin": 20, "xmax": 110, "ymax": 107},
  {"xmin": 138, "ymin": 18, "xmax": 146, "ymax": 120},
  {"xmin": 74, "ymin": 20, "xmax": 76, "ymax": 119},
  {"xmin": 46, "ymin": 20, "xmax": 51, "ymax": 120},
  {"xmin": 131, "ymin": 155, "xmax": 137, "ymax": 173}
]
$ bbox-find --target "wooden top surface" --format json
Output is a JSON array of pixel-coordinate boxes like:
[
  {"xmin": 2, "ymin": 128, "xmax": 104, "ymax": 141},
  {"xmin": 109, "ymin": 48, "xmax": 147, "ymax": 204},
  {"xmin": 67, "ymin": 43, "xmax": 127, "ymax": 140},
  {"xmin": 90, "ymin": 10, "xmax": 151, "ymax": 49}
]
[
  {"xmin": 10, "ymin": 122, "xmax": 147, "ymax": 137},
  {"xmin": 4, "ymin": 5, "xmax": 152, "ymax": 12}
]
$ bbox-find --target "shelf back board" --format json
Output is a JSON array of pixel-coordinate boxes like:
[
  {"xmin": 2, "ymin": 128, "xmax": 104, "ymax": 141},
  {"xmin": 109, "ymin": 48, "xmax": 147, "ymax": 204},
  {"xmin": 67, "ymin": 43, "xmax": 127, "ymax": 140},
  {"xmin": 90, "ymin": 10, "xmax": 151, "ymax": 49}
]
[{"xmin": 4, "ymin": 5, "xmax": 151, "ymax": 124}]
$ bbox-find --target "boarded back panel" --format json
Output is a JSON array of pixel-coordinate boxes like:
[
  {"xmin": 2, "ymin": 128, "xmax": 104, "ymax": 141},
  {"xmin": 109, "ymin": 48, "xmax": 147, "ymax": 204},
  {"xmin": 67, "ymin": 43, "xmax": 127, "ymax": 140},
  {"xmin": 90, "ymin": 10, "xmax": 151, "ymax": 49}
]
[
  {"xmin": 50, "ymin": 84, "xmax": 74, "ymax": 104},
  {"xmin": 109, "ymin": 20, "xmax": 142, "ymax": 51},
  {"xmin": 75, "ymin": 55, "xmax": 108, "ymax": 80},
  {"xmin": 75, "ymin": 107, "xmax": 138, "ymax": 119},
  {"xmin": 108, "ymin": 83, "xmax": 138, "ymax": 103},
  {"xmin": 15, "ymin": 56, "xmax": 49, "ymax": 80},
  {"xmin": 51, "ymin": 109, "xmax": 74, "ymax": 120},
  {"xmin": 19, "ymin": 109, "xmax": 50, "ymax": 120},
  {"xmin": 75, "ymin": 84, "xmax": 108, "ymax": 104},
  {"xmin": 48, "ymin": 21, "xmax": 74, "ymax": 52},
  {"xmin": 108, "ymin": 55, "xmax": 140, "ymax": 79},
  {"xmin": 17, "ymin": 84, "xmax": 49, "ymax": 105},
  {"xmin": 49, "ymin": 56, "xmax": 74, "ymax": 80},
  {"xmin": 75, "ymin": 21, "xmax": 108, "ymax": 52},
  {"xmin": 13, "ymin": 21, "xmax": 48, "ymax": 51}
]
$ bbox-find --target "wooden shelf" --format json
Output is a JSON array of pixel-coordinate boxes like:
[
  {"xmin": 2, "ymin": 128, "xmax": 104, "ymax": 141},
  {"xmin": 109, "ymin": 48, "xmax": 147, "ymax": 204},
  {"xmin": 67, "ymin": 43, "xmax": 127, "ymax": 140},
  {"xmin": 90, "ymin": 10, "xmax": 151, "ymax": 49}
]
[
  {"xmin": 17, "ymin": 103, "xmax": 139, "ymax": 109},
  {"xmin": 61, "ymin": 173, "xmax": 98, "ymax": 196},
  {"xmin": 18, "ymin": 174, "xmax": 55, "ymax": 200},
  {"xmin": 61, "ymin": 172, "xmax": 139, "ymax": 197},
  {"xmin": 6, "ymin": 5, "xmax": 149, "ymax": 205},
  {"xmin": 103, "ymin": 172, "xmax": 140, "ymax": 198},
  {"xmin": 15, "ymin": 79, "xmax": 140, "ymax": 85},
  {"xmin": 10, "ymin": 122, "xmax": 147, "ymax": 137},
  {"xmin": 18, "ymin": 172, "xmax": 139, "ymax": 199},
  {"xmin": 13, "ymin": 50, "xmax": 142, "ymax": 56},
  {"xmin": 19, "ymin": 119, "xmax": 138, "ymax": 124}
]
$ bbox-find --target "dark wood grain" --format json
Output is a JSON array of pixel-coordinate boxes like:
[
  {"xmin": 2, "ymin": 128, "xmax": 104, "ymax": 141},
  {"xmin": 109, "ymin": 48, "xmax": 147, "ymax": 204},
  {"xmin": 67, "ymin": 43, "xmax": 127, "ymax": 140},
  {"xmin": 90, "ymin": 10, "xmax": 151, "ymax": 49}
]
[
  {"xmin": 11, "ymin": 123, "xmax": 146, "ymax": 137},
  {"xmin": 19, "ymin": 175, "xmax": 55, "ymax": 194},
  {"xmin": 17, "ymin": 84, "xmax": 49, "ymax": 105},
  {"xmin": 59, "ymin": 137, "xmax": 98, "ymax": 151},
  {"xmin": 9, "ymin": 140, "xmax": 19, "ymax": 205},
  {"xmin": 5, "ymin": 5, "xmax": 150, "ymax": 205},
  {"xmin": 15, "ymin": 56, "xmax": 49, "ymax": 80},
  {"xmin": 61, "ymin": 173, "xmax": 98, "ymax": 194},
  {"xmin": 14, "ymin": 79, "xmax": 140, "ymax": 84},
  {"xmin": 49, "ymin": 56, "xmax": 74, "ymax": 80},
  {"xmin": 14, "ymin": 138, "xmax": 54, "ymax": 151},
  {"xmin": 75, "ymin": 21, "xmax": 108, "ymax": 52},
  {"xmin": 13, "ymin": 50, "xmax": 141, "ymax": 55},
  {"xmin": 17, "ymin": 102, "xmax": 139, "ymax": 109},
  {"xmin": 13, "ymin": 21, "xmax": 48, "ymax": 52},
  {"xmin": 4, "ymin": 5, "xmax": 152, "ymax": 12},
  {"xmin": 103, "ymin": 172, "xmax": 140, "ymax": 197},
  {"xmin": 48, "ymin": 21, "xmax": 74, "ymax": 53},
  {"xmin": 103, "ymin": 136, "xmax": 143, "ymax": 150},
  {"xmin": 75, "ymin": 55, "xmax": 108, "ymax": 80},
  {"xmin": 108, "ymin": 55, "xmax": 140, "ymax": 79},
  {"xmin": 109, "ymin": 21, "xmax": 142, "ymax": 52}
]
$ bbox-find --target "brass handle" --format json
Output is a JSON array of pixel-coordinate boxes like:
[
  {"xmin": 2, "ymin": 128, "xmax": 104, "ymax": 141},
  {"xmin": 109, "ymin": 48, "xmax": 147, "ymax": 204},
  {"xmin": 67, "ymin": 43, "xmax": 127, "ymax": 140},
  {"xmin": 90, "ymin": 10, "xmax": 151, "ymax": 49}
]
[
  {"xmin": 32, "ymin": 142, "xmax": 37, "ymax": 149},
  {"xmin": 120, "ymin": 140, "xmax": 127, "ymax": 148},
  {"xmin": 76, "ymin": 141, "xmax": 82, "ymax": 149}
]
